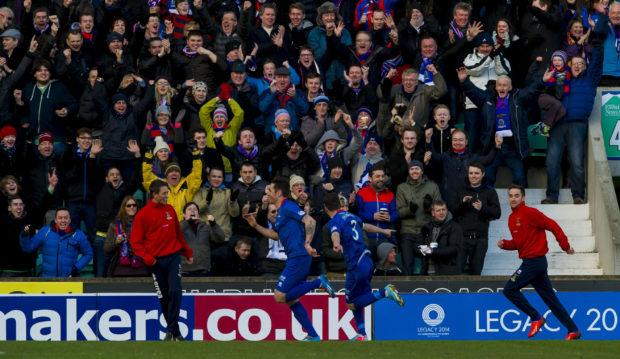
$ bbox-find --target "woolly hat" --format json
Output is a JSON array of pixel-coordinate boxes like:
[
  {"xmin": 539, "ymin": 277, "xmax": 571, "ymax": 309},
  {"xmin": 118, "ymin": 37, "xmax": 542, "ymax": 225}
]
[
  {"xmin": 213, "ymin": 105, "xmax": 228, "ymax": 120},
  {"xmin": 408, "ymin": 159, "xmax": 424, "ymax": 170},
  {"xmin": 225, "ymin": 40, "xmax": 241, "ymax": 55},
  {"xmin": 111, "ymin": 93, "xmax": 128, "ymax": 106},
  {"xmin": 38, "ymin": 131, "xmax": 53, "ymax": 144},
  {"xmin": 165, "ymin": 163, "xmax": 182, "ymax": 176},
  {"xmin": 287, "ymin": 131, "xmax": 307, "ymax": 149},
  {"xmin": 155, "ymin": 105, "xmax": 170, "ymax": 117},
  {"xmin": 0, "ymin": 126, "xmax": 17, "ymax": 140},
  {"xmin": 473, "ymin": 32, "xmax": 493, "ymax": 47},
  {"xmin": 192, "ymin": 81, "xmax": 207, "ymax": 94},
  {"xmin": 327, "ymin": 156, "xmax": 344, "ymax": 171},
  {"xmin": 154, "ymin": 75, "xmax": 171, "ymax": 85},
  {"xmin": 275, "ymin": 109, "xmax": 290, "ymax": 123},
  {"xmin": 153, "ymin": 136, "xmax": 170, "ymax": 154},
  {"xmin": 289, "ymin": 174, "xmax": 305, "ymax": 189},
  {"xmin": 356, "ymin": 107, "xmax": 373, "ymax": 120},
  {"xmin": 551, "ymin": 50, "xmax": 568, "ymax": 65},
  {"xmin": 106, "ymin": 32, "xmax": 123, "ymax": 44},
  {"xmin": 365, "ymin": 133, "xmax": 383, "ymax": 149},
  {"xmin": 313, "ymin": 95, "xmax": 330, "ymax": 106},
  {"xmin": 230, "ymin": 60, "xmax": 246, "ymax": 73},
  {"xmin": 409, "ymin": 1, "xmax": 425, "ymax": 15}
]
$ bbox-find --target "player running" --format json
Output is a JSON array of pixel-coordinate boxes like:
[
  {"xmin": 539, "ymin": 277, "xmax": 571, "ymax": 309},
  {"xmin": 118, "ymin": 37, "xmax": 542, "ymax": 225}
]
[
  {"xmin": 243, "ymin": 177, "xmax": 335, "ymax": 341},
  {"xmin": 498, "ymin": 185, "xmax": 580, "ymax": 340},
  {"xmin": 323, "ymin": 192, "xmax": 405, "ymax": 341}
]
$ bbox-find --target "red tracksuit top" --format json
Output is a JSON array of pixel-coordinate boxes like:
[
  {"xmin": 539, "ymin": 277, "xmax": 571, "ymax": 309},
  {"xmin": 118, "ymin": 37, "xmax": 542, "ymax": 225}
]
[
  {"xmin": 130, "ymin": 200, "xmax": 193, "ymax": 266},
  {"xmin": 501, "ymin": 202, "xmax": 570, "ymax": 259}
]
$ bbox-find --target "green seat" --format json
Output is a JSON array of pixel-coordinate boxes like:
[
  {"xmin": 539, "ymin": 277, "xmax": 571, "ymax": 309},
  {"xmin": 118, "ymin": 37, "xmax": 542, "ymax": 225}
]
[
  {"xmin": 528, "ymin": 125, "xmax": 548, "ymax": 157},
  {"xmin": 454, "ymin": 123, "xmax": 465, "ymax": 130}
]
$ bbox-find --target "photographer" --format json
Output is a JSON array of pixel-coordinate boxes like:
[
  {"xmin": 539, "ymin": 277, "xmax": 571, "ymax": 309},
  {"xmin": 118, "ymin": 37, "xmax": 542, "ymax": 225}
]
[{"xmin": 180, "ymin": 202, "xmax": 225, "ymax": 276}]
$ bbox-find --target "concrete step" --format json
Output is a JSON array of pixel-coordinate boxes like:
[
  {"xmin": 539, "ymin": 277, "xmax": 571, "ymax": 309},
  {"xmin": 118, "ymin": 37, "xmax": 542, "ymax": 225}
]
[
  {"xmin": 498, "ymin": 204, "xmax": 589, "ymax": 221},
  {"xmin": 495, "ymin": 188, "xmax": 574, "ymax": 204},
  {"xmin": 482, "ymin": 252, "xmax": 599, "ymax": 272},
  {"xmin": 486, "ymin": 236, "xmax": 596, "ymax": 254},
  {"xmin": 488, "ymin": 220, "xmax": 592, "ymax": 237},
  {"xmin": 482, "ymin": 268, "xmax": 604, "ymax": 276}
]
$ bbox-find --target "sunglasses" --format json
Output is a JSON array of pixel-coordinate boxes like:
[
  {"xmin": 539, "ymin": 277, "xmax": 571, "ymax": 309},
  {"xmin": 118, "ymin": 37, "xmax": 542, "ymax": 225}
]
[{"xmin": 126, "ymin": 203, "xmax": 138, "ymax": 208}]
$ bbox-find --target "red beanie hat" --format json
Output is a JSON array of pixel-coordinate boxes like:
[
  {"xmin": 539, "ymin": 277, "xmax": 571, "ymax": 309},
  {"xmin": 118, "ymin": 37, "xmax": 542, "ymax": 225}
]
[{"xmin": 0, "ymin": 126, "xmax": 17, "ymax": 140}]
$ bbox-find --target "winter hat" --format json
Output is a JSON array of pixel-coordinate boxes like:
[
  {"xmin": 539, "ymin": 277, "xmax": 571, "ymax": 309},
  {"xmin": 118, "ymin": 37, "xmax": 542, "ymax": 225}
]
[
  {"xmin": 106, "ymin": 32, "xmax": 123, "ymax": 44},
  {"xmin": 356, "ymin": 107, "xmax": 373, "ymax": 120},
  {"xmin": 0, "ymin": 126, "xmax": 17, "ymax": 140},
  {"xmin": 213, "ymin": 105, "xmax": 228, "ymax": 120},
  {"xmin": 225, "ymin": 40, "xmax": 241, "ymax": 55},
  {"xmin": 327, "ymin": 156, "xmax": 344, "ymax": 171},
  {"xmin": 313, "ymin": 95, "xmax": 330, "ymax": 106},
  {"xmin": 230, "ymin": 60, "xmax": 246, "ymax": 73},
  {"xmin": 287, "ymin": 131, "xmax": 307, "ymax": 149},
  {"xmin": 473, "ymin": 32, "xmax": 493, "ymax": 47},
  {"xmin": 153, "ymin": 136, "xmax": 170, "ymax": 154},
  {"xmin": 154, "ymin": 75, "xmax": 171, "ymax": 85},
  {"xmin": 551, "ymin": 50, "xmax": 568, "ymax": 66},
  {"xmin": 289, "ymin": 174, "xmax": 305, "ymax": 190},
  {"xmin": 275, "ymin": 109, "xmax": 291, "ymax": 123},
  {"xmin": 155, "ymin": 105, "xmax": 170, "ymax": 117},
  {"xmin": 365, "ymin": 133, "xmax": 383, "ymax": 149},
  {"xmin": 38, "ymin": 131, "xmax": 53, "ymax": 144},
  {"xmin": 192, "ymin": 81, "xmax": 207, "ymax": 94},
  {"xmin": 165, "ymin": 163, "xmax": 182, "ymax": 176},
  {"xmin": 408, "ymin": 159, "xmax": 424, "ymax": 170},
  {"xmin": 409, "ymin": 1, "xmax": 425, "ymax": 15},
  {"xmin": 111, "ymin": 93, "xmax": 128, "ymax": 105}
]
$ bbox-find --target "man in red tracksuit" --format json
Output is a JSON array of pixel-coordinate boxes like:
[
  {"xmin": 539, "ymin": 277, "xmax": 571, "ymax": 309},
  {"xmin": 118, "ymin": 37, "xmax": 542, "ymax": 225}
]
[
  {"xmin": 131, "ymin": 180, "xmax": 193, "ymax": 341},
  {"xmin": 497, "ymin": 184, "xmax": 580, "ymax": 340}
]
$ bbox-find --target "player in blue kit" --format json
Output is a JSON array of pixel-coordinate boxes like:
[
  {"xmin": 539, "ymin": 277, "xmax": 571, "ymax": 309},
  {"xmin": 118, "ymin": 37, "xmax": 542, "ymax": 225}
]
[
  {"xmin": 243, "ymin": 178, "xmax": 335, "ymax": 341},
  {"xmin": 323, "ymin": 192, "xmax": 405, "ymax": 341}
]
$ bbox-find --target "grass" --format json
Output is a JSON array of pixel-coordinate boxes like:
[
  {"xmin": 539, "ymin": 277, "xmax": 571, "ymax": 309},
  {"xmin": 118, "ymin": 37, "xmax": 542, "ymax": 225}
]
[{"xmin": 0, "ymin": 341, "xmax": 619, "ymax": 359}]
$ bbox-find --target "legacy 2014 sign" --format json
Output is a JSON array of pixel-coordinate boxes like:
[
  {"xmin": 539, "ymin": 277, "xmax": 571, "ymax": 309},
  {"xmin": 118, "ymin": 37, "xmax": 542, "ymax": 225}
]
[
  {"xmin": 0, "ymin": 294, "xmax": 368, "ymax": 341},
  {"xmin": 374, "ymin": 292, "xmax": 620, "ymax": 340}
]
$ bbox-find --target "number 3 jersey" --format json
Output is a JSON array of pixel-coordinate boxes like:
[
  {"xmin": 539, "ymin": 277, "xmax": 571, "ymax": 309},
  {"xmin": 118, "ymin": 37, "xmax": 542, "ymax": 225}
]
[{"xmin": 327, "ymin": 210, "xmax": 371, "ymax": 271}]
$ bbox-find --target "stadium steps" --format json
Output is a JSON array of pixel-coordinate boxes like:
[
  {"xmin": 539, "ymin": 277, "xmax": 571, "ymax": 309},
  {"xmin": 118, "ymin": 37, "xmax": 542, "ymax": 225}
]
[{"xmin": 481, "ymin": 188, "xmax": 601, "ymax": 276}]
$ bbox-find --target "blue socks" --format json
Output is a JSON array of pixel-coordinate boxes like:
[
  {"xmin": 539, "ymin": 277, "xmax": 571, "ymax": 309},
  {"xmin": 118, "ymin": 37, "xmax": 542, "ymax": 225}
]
[
  {"xmin": 289, "ymin": 301, "xmax": 318, "ymax": 338},
  {"xmin": 353, "ymin": 308, "xmax": 366, "ymax": 336},
  {"xmin": 285, "ymin": 279, "xmax": 321, "ymax": 302}
]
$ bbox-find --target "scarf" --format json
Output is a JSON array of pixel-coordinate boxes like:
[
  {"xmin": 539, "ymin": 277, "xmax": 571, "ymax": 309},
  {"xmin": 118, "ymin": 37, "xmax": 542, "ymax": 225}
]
[
  {"xmin": 183, "ymin": 46, "xmax": 198, "ymax": 58},
  {"xmin": 566, "ymin": 33, "xmax": 587, "ymax": 60},
  {"xmin": 237, "ymin": 144, "xmax": 259, "ymax": 160},
  {"xmin": 450, "ymin": 19, "xmax": 466, "ymax": 40},
  {"xmin": 546, "ymin": 65, "xmax": 571, "ymax": 94},
  {"xmin": 381, "ymin": 56, "xmax": 403, "ymax": 78},
  {"xmin": 419, "ymin": 54, "xmax": 437, "ymax": 85},
  {"xmin": 356, "ymin": 47, "xmax": 372, "ymax": 65},
  {"xmin": 34, "ymin": 23, "xmax": 49, "ymax": 34},
  {"xmin": 493, "ymin": 30, "xmax": 511, "ymax": 48},
  {"xmin": 319, "ymin": 151, "xmax": 336, "ymax": 178},
  {"xmin": 213, "ymin": 123, "xmax": 229, "ymax": 132},
  {"xmin": 453, "ymin": 146, "xmax": 467, "ymax": 155},
  {"xmin": 55, "ymin": 224, "xmax": 71, "ymax": 236},
  {"xmin": 76, "ymin": 147, "xmax": 90, "ymax": 157},
  {"xmin": 82, "ymin": 31, "xmax": 94, "ymax": 43},
  {"xmin": 495, "ymin": 95, "xmax": 513, "ymax": 137},
  {"xmin": 277, "ymin": 90, "xmax": 291, "ymax": 108},
  {"xmin": 614, "ymin": 25, "xmax": 620, "ymax": 56},
  {"xmin": 1, "ymin": 142, "xmax": 15, "ymax": 158}
]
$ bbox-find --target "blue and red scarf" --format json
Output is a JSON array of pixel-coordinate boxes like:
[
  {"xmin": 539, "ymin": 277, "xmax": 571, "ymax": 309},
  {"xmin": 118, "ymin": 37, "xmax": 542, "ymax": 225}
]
[
  {"xmin": 237, "ymin": 144, "xmax": 258, "ymax": 160},
  {"xmin": 450, "ymin": 19, "xmax": 466, "ymax": 40},
  {"xmin": 546, "ymin": 65, "xmax": 571, "ymax": 94}
]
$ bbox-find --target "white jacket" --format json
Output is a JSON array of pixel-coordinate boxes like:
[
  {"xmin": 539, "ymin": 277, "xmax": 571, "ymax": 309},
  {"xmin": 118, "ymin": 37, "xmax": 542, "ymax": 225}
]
[{"xmin": 463, "ymin": 50, "xmax": 511, "ymax": 109}]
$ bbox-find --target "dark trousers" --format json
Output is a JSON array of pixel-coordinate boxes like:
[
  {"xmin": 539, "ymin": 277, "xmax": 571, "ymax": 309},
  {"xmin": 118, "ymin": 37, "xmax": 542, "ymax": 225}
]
[
  {"xmin": 68, "ymin": 202, "xmax": 99, "ymax": 275},
  {"xmin": 462, "ymin": 235, "xmax": 488, "ymax": 275},
  {"xmin": 149, "ymin": 252, "xmax": 183, "ymax": 336},
  {"xmin": 503, "ymin": 256, "xmax": 578, "ymax": 333},
  {"xmin": 400, "ymin": 233, "xmax": 422, "ymax": 275}
]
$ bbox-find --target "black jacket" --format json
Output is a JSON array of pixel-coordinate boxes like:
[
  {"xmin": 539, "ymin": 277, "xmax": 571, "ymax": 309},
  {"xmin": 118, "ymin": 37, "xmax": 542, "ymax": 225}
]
[
  {"xmin": 420, "ymin": 217, "xmax": 463, "ymax": 275},
  {"xmin": 61, "ymin": 144, "xmax": 99, "ymax": 204},
  {"xmin": 448, "ymin": 181, "xmax": 501, "ymax": 237}
]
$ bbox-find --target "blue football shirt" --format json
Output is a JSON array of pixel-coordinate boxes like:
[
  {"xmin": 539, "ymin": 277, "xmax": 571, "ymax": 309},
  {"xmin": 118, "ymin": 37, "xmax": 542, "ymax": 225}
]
[
  {"xmin": 327, "ymin": 211, "xmax": 370, "ymax": 271},
  {"xmin": 275, "ymin": 199, "xmax": 307, "ymax": 259}
]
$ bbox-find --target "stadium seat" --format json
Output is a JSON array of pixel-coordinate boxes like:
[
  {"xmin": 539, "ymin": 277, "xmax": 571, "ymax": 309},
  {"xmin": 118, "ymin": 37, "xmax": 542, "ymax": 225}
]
[{"xmin": 527, "ymin": 125, "xmax": 548, "ymax": 157}]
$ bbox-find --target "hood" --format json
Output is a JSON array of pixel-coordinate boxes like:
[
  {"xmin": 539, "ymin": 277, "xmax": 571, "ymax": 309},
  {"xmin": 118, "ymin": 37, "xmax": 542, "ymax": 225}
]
[
  {"xmin": 289, "ymin": 19, "xmax": 313, "ymax": 30},
  {"xmin": 237, "ymin": 174, "xmax": 262, "ymax": 186},
  {"xmin": 316, "ymin": 130, "xmax": 346, "ymax": 153},
  {"xmin": 376, "ymin": 242, "xmax": 396, "ymax": 265}
]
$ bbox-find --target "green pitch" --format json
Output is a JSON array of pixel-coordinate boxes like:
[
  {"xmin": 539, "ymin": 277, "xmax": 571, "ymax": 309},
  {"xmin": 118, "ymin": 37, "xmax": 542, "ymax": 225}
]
[{"xmin": 1, "ymin": 341, "xmax": 619, "ymax": 359}]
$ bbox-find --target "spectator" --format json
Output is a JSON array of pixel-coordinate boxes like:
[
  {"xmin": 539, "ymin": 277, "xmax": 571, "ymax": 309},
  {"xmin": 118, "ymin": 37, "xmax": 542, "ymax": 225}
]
[
  {"xmin": 563, "ymin": 18, "xmax": 593, "ymax": 63},
  {"xmin": 178, "ymin": 81, "xmax": 207, "ymax": 138},
  {"xmin": 1, "ymin": 196, "xmax": 37, "ymax": 277},
  {"xmin": 144, "ymin": 136, "xmax": 174, "ymax": 179},
  {"xmin": 534, "ymin": 51, "xmax": 571, "ymax": 137},
  {"xmin": 0, "ymin": 7, "xmax": 13, "ymax": 32},
  {"xmin": 543, "ymin": 35, "xmax": 604, "ymax": 204},
  {"xmin": 351, "ymin": 133, "xmax": 384, "ymax": 190},
  {"xmin": 180, "ymin": 201, "xmax": 225, "ymax": 276},
  {"xmin": 314, "ymin": 113, "xmax": 361, "ymax": 180},
  {"xmin": 356, "ymin": 163, "xmax": 398, "ymax": 256},
  {"xmin": 301, "ymin": 94, "xmax": 348, "ymax": 148},
  {"xmin": 387, "ymin": 125, "xmax": 425, "ymax": 191},
  {"xmin": 222, "ymin": 61, "xmax": 260, "ymax": 125},
  {"xmin": 103, "ymin": 196, "xmax": 149, "ymax": 277},
  {"xmin": 312, "ymin": 156, "xmax": 355, "ymax": 214},
  {"xmin": 520, "ymin": 0, "xmax": 563, "ymax": 67},
  {"xmin": 215, "ymin": 127, "xmax": 267, "ymax": 182},
  {"xmin": 339, "ymin": 64, "xmax": 378, "ymax": 118},
  {"xmin": 259, "ymin": 66, "xmax": 308, "ymax": 135},
  {"xmin": 142, "ymin": 105, "xmax": 184, "ymax": 157},
  {"xmin": 398, "ymin": 2, "xmax": 442, "ymax": 63},
  {"xmin": 1, "ymin": 28, "xmax": 24, "ymax": 73},
  {"xmin": 593, "ymin": 1, "xmax": 620, "ymax": 85},
  {"xmin": 373, "ymin": 242, "xmax": 406, "ymax": 276},
  {"xmin": 137, "ymin": 37, "xmax": 173, "ymax": 83},
  {"xmin": 286, "ymin": 3, "xmax": 314, "ymax": 59},
  {"xmin": 448, "ymin": 162, "xmax": 501, "ymax": 275},
  {"xmin": 193, "ymin": 167, "xmax": 240, "ymax": 243},
  {"xmin": 55, "ymin": 30, "xmax": 95, "ymax": 100},
  {"xmin": 211, "ymin": 236, "xmax": 257, "ymax": 276},
  {"xmin": 179, "ymin": 127, "xmax": 224, "ymax": 184},
  {"xmin": 0, "ymin": 125, "xmax": 23, "ymax": 180},
  {"xmin": 194, "ymin": 2, "xmax": 250, "ymax": 60},
  {"xmin": 20, "ymin": 207, "xmax": 94, "ymax": 278},
  {"xmin": 230, "ymin": 161, "xmax": 269, "ymax": 238},
  {"xmin": 395, "ymin": 159, "xmax": 441, "ymax": 275},
  {"xmin": 249, "ymin": 3, "xmax": 289, "ymax": 67},
  {"xmin": 419, "ymin": 200, "xmax": 463, "ymax": 275},
  {"xmin": 255, "ymin": 203, "xmax": 287, "ymax": 276},
  {"xmin": 22, "ymin": 131, "xmax": 64, "ymax": 213}
]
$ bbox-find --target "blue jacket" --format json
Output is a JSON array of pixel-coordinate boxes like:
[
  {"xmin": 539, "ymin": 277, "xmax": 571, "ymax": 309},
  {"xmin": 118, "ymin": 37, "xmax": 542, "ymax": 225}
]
[
  {"xmin": 594, "ymin": 14, "xmax": 619, "ymax": 78},
  {"xmin": 461, "ymin": 77, "xmax": 544, "ymax": 158},
  {"xmin": 356, "ymin": 185, "xmax": 398, "ymax": 242},
  {"xmin": 561, "ymin": 45, "xmax": 604, "ymax": 123},
  {"xmin": 307, "ymin": 26, "xmax": 352, "ymax": 90},
  {"xmin": 20, "ymin": 226, "xmax": 93, "ymax": 277},
  {"xmin": 258, "ymin": 88, "xmax": 309, "ymax": 134}
]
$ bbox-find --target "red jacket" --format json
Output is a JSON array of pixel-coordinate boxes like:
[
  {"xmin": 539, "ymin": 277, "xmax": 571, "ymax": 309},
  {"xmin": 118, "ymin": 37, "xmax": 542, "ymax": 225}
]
[
  {"xmin": 501, "ymin": 202, "xmax": 570, "ymax": 259},
  {"xmin": 130, "ymin": 200, "xmax": 193, "ymax": 266}
]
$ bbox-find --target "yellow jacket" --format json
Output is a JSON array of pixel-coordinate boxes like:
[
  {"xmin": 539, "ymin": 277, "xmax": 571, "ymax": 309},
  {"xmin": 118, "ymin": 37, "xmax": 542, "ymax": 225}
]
[
  {"xmin": 142, "ymin": 151, "xmax": 202, "ymax": 220},
  {"xmin": 199, "ymin": 97, "xmax": 244, "ymax": 174}
]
